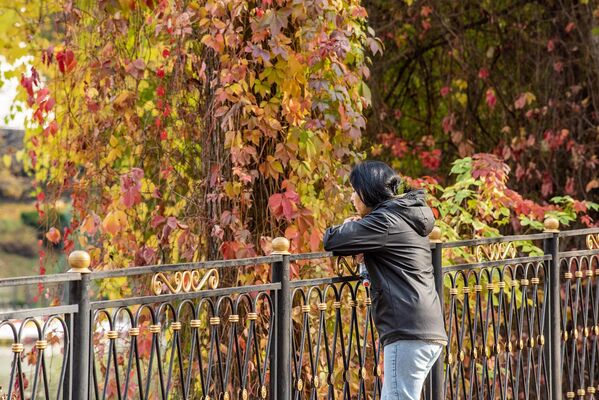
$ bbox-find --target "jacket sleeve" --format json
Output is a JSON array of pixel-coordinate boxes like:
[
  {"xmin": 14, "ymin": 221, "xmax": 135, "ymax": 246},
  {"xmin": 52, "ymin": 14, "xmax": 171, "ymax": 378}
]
[{"xmin": 323, "ymin": 211, "xmax": 389, "ymax": 256}]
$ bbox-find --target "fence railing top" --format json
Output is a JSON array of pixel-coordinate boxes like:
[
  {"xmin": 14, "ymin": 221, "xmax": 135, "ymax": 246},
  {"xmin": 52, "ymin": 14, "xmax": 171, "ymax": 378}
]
[
  {"xmin": 440, "ymin": 232, "xmax": 553, "ymax": 249},
  {"xmin": 89, "ymin": 254, "xmax": 284, "ymax": 280},
  {"xmin": 0, "ymin": 272, "xmax": 81, "ymax": 288},
  {"xmin": 0, "ymin": 228, "xmax": 596, "ymax": 285},
  {"xmin": 558, "ymin": 226, "xmax": 599, "ymax": 238}
]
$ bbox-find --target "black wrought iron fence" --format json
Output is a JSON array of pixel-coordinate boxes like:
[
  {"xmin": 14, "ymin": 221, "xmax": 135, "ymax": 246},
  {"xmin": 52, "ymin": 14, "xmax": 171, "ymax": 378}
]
[{"xmin": 0, "ymin": 219, "xmax": 597, "ymax": 400}]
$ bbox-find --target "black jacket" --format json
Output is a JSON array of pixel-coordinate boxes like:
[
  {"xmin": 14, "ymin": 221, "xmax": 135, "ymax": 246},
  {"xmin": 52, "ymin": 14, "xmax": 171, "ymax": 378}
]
[{"xmin": 323, "ymin": 189, "xmax": 447, "ymax": 346}]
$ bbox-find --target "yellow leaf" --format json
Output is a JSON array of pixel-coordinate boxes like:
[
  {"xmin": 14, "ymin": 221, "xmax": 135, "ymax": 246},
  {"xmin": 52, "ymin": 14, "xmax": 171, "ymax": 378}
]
[{"xmin": 2, "ymin": 154, "xmax": 11, "ymax": 168}]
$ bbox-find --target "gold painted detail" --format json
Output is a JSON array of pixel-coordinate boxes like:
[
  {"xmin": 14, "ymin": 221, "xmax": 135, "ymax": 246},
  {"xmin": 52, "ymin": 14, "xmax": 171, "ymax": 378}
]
[
  {"xmin": 151, "ymin": 268, "xmax": 219, "ymax": 295},
  {"xmin": 171, "ymin": 322, "xmax": 182, "ymax": 331},
  {"xmin": 229, "ymin": 315, "xmax": 240, "ymax": 323},
  {"xmin": 247, "ymin": 313, "xmax": 258, "ymax": 321},
  {"xmin": 190, "ymin": 320, "xmax": 202, "ymax": 328},
  {"xmin": 35, "ymin": 340, "xmax": 47, "ymax": 350},
  {"xmin": 106, "ymin": 330, "xmax": 118, "ymax": 340},
  {"xmin": 129, "ymin": 328, "xmax": 140, "ymax": 336},
  {"xmin": 261, "ymin": 385, "xmax": 267, "ymax": 399},
  {"xmin": 587, "ymin": 233, "xmax": 599, "ymax": 250},
  {"xmin": 475, "ymin": 242, "xmax": 517, "ymax": 262},
  {"xmin": 149, "ymin": 324, "xmax": 161, "ymax": 334},
  {"xmin": 12, "ymin": 343, "xmax": 24, "ymax": 353},
  {"xmin": 538, "ymin": 335, "xmax": 545, "ymax": 346}
]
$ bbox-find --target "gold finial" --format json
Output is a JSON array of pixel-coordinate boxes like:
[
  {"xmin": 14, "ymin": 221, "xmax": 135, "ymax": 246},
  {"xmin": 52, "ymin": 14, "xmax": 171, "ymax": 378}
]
[
  {"xmin": 429, "ymin": 226, "xmax": 442, "ymax": 243},
  {"xmin": 271, "ymin": 237, "xmax": 290, "ymax": 255},
  {"xmin": 543, "ymin": 216, "xmax": 559, "ymax": 233},
  {"xmin": 68, "ymin": 250, "xmax": 91, "ymax": 273}
]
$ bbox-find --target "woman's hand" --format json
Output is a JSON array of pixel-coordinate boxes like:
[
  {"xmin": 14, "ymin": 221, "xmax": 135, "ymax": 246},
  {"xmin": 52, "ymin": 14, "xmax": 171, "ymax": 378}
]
[{"xmin": 343, "ymin": 215, "xmax": 361, "ymax": 224}]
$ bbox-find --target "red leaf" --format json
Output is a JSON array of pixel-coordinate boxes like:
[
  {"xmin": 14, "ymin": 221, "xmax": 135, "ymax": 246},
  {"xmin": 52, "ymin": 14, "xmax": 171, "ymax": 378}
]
[
  {"xmin": 120, "ymin": 168, "xmax": 144, "ymax": 208},
  {"xmin": 56, "ymin": 49, "xmax": 77, "ymax": 74},
  {"xmin": 485, "ymin": 89, "xmax": 496, "ymax": 109},
  {"xmin": 151, "ymin": 215, "xmax": 166, "ymax": 228},
  {"xmin": 541, "ymin": 173, "xmax": 553, "ymax": 197},
  {"xmin": 514, "ymin": 93, "xmax": 527, "ymax": 109}
]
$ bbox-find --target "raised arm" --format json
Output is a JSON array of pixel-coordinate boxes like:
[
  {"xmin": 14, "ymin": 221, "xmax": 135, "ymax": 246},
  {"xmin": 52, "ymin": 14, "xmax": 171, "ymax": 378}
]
[{"xmin": 323, "ymin": 211, "xmax": 389, "ymax": 256}]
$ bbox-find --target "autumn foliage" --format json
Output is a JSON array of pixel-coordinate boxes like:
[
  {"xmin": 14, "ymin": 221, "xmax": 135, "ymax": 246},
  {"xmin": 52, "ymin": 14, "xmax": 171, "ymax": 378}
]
[
  {"xmin": 4, "ymin": 0, "xmax": 379, "ymax": 271},
  {"xmin": 0, "ymin": 0, "xmax": 597, "ymax": 278}
]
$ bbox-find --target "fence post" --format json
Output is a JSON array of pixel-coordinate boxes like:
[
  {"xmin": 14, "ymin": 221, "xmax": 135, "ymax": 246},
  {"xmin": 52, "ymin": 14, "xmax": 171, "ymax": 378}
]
[
  {"xmin": 271, "ymin": 237, "xmax": 292, "ymax": 400},
  {"xmin": 429, "ymin": 227, "xmax": 444, "ymax": 400},
  {"xmin": 543, "ymin": 216, "xmax": 561, "ymax": 400},
  {"xmin": 67, "ymin": 250, "xmax": 92, "ymax": 400}
]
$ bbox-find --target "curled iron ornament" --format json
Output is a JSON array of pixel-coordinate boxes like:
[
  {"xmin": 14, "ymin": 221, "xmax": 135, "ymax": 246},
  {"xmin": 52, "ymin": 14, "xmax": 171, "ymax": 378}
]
[
  {"xmin": 334, "ymin": 256, "xmax": 359, "ymax": 277},
  {"xmin": 475, "ymin": 242, "xmax": 517, "ymax": 262},
  {"xmin": 587, "ymin": 233, "xmax": 599, "ymax": 250},
  {"xmin": 151, "ymin": 268, "xmax": 219, "ymax": 295}
]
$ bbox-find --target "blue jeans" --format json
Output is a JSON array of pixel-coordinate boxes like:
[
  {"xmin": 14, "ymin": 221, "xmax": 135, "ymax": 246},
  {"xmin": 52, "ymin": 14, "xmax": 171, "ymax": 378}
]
[{"xmin": 381, "ymin": 340, "xmax": 443, "ymax": 400}]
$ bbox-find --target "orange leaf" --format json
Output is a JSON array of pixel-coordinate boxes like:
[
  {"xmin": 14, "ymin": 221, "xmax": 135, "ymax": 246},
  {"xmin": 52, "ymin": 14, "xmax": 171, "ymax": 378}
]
[
  {"xmin": 45, "ymin": 227, "xmax": 61, "ymax": 244},
  {"xmin": 102, "ymin": 210, "xmax": 128, "ymax": 236}
]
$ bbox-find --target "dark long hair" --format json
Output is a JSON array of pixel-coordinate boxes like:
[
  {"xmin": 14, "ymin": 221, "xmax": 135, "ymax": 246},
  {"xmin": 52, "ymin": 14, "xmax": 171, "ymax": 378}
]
[{"xmin": 349, "ymin": 161, "xmax": 405, "ymax": 208}]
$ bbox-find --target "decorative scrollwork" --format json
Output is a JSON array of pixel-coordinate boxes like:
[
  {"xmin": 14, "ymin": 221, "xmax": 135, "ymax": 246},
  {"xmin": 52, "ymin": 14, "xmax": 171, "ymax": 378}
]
[
  {"xmin": 334, "ymin": 256, "xmax": 359, "ymax": 277},
  {"xmin": 587, "ymin": 233, "xmax": 599, "ymax": 250},
  {"xmin": 475, "ymin": 242, "xmax": 517, "ymax": 262},
  {"xmin": 151, "ymin": 268, "xmax": 219, "ymax": 295}
]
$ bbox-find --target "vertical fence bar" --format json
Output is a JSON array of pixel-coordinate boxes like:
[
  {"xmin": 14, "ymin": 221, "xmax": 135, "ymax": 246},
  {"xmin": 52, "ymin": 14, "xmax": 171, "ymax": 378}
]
[
  {"xmin": 67, "ymin": 251, "xmax": 92, "ymax": 400},
  {"xmin": 543, "ymin": 217, "xmax": 561, "ymax": 400},
  {"xmin": 271, "ymin": 237, "xmax": 292, "ymax": 400},
  {"xmin": 429, "ymin": 227, "xmax": 444, "ymax": 400}
]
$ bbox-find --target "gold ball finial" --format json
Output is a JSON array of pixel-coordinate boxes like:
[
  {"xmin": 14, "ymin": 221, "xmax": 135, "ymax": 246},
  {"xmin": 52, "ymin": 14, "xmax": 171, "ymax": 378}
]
[
  {"xmin": 543, "ymin": 216, "xmax": 560, "ymax": 233},
  {"xmin": 271, "ymin": 237, "xmax": 291, "ymax": 255},
  {"xmin": 429, "ymin": 226, "xmax": 442, "ymax": 243},
  {"xmin": 68, "ymin": 250, "xmax": 91, "ymax": 273}
]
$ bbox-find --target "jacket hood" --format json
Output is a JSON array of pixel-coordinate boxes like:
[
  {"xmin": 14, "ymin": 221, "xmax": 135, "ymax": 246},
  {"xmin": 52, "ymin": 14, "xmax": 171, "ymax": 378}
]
[{"xmin": 375, "ymin": 189, "xmax": 435, "ymax": 237}]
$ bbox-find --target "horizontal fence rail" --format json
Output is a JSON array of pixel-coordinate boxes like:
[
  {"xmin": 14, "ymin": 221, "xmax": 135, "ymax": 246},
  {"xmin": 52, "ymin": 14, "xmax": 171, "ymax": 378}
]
[{"xmin": 0, "ymin": 222, "xmax": 597, "ymax": 399}]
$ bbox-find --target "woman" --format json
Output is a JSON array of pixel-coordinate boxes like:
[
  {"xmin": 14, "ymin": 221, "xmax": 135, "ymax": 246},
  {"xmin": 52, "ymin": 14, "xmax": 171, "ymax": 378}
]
[{"xmin": 323, "ymin": 161, "xmax": 447, "ymax": 400}]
